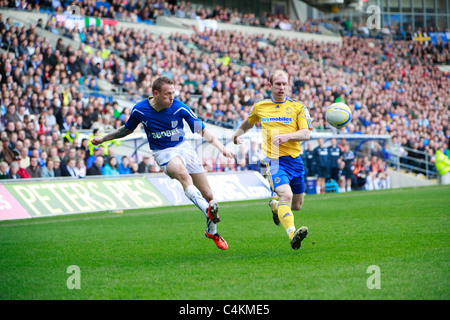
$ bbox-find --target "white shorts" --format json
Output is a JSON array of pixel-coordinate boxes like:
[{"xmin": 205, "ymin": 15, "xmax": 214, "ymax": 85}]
[{"xmin": 152, "ymin": 141, "xmax": 205, "ymax": 175}]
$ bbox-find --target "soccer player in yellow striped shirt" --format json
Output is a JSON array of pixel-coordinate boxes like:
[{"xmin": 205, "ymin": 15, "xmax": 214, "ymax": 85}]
[{"xmin": 231, "ymin": 70, "xmax": 313, "ymax": 250}]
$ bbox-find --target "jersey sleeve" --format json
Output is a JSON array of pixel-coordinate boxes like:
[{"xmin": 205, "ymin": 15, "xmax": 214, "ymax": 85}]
[
  {"xmin": 246, "ymin": 103, "xmax": 259, "ymax": 125},
  {"xmin": 124, "ymin": 107, "xmax": 142, "ymax": 131},
  {"xmin": 297, "ymin": 104, "xmax": 313, "ymax": 131}
]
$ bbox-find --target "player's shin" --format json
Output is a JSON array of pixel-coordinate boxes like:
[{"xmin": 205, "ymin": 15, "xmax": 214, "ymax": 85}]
[
  {"xmin": 277, "ymin": 202, "xmax": 296, "ymax": 239},
  {"xmin": 184, "ymin": 185, "xmax": 220, "ymax": 232},
  {"xmin": 184, "ymin": 185, "xmax": 209, "ymax": 218}
]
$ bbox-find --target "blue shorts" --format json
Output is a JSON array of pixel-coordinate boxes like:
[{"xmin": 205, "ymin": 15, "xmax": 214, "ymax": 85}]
[{"xmin": 264, "ymin": 156, "xmax": 305, "ymax": 194}]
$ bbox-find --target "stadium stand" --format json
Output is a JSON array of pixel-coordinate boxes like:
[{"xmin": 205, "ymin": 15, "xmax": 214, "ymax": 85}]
[{"xmin": 0, "ymin": 0, "xmax": 449, "ymax": 193}]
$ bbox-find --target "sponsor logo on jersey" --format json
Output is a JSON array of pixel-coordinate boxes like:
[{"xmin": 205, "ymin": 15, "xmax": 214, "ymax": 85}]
[
  {"xmin": 150, "ymin": 128, "xmax": 182, "ymax": 139},
  {"xmin": 261, "ymin": 116, "xmax": 293, "ymax": 124}
]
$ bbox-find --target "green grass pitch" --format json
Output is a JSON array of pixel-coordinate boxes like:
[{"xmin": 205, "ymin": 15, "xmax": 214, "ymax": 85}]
[{"xmin": 0, "ymin": 185, "xmax": 449, "ymax": 300}]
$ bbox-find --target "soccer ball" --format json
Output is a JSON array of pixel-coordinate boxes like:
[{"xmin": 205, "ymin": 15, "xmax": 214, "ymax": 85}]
[{"xmin": 326, "ymin": 103, "xmax": 352, "ymax": 129}]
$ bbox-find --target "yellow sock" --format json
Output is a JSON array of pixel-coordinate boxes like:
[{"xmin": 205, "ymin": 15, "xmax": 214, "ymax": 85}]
[{"xmin": 277, "ymin": 203, "xmax": 296, "ymax": 239}]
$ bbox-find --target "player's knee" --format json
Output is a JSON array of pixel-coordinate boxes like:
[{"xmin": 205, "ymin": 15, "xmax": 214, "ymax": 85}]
[
  {"xmin": 291, "ymin": 203, "xmax": 302, "ymax": 211},
  {"xmin": 277, "ymin": 189, "xmax": 293, "ymax": 203}
]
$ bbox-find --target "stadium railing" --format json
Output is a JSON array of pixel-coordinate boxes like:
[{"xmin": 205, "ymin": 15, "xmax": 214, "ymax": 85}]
[{"xmin": 385, "ymin": 146, "xmax": 437, "ymax": 179}]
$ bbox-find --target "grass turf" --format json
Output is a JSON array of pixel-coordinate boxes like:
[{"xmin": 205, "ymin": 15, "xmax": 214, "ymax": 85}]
[{"xmin": 0, "ymin": 185, "xmax": 449, "ymax": 300}]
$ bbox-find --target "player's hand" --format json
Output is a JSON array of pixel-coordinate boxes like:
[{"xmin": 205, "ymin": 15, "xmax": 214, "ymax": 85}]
[
  {"xmin": 272, "ymin": 134, "xmax": 292, "ymax": 146},
  {"xmin": 231, "ymin": 134, "xmax": 243, "ymax": 145},
  {"xmin": 91, "ymin": 136, "xmax": 104, "ymax": 146},
  {"xmin": 222, "ymin": 147, "xmax": 235, "ymax": 159}
]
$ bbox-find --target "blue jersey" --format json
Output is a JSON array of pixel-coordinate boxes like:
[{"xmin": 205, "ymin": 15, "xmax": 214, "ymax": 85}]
[
  {"xmin": 125, "ymin": 98, "xmax": 205, "ymax": 151},
  {"xmin": 328, "ymin": 146, "xmax": 342, "ymax": 168},
  {"xmin": 313, "ymin": 146, "xmax": 330, "ymax": 167}
]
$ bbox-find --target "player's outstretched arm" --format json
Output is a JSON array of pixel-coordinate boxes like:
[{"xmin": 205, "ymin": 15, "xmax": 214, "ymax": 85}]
[
  {"xmin": 91, "ymin": 126, "xmax": 134, "ymax": 145},
  {"xmin": 231, "ymin": 119, "xmax": 254, "ymax": 145},
  {"xmin": 201, "ymin": 128, "xmax": 235, "ymax": 159}
]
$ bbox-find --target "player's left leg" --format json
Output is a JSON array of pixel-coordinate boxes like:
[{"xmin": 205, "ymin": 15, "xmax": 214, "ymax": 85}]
[
  {"xmin": 265, "ymin": 159, "xmax": 286, "ymax": 226},
  {"xmin": 165, "ymin": 158, "xmax": 227, "ymax": 250},
  {"xmin": 274, "ymin": 184, "xmax": 296, "ymax": 239},
  {"xmin": 191, "ymin": 172, "xmax": 213, "ymax": 202},
  {"xmin": 191, "ymin": 172, "xmax": 220, "ymax": 224},
  {"xmin": 291, "ymin": 192, "xmax": 305, "ymax": 211},
  {"xmin": 158, "ymin": 144, "xmax": 211, "ymax": 218},
  {"xmin": 191, "ymin": 172, "xmax": 228, "ymax": 250},
  {"xmin": 165, "ymin": 157, "xmax": 209, "ymax": 215},
  {"xmin": 184, "ymin": 147, "xmax": 220, "ymax": 225},
  {"xmin": 288, "ymin": 170, "xmax": 308, "ymax": 250},
  {"xmin": 274, "ymin": 184, "xmax": 307, "ymax": 250}
]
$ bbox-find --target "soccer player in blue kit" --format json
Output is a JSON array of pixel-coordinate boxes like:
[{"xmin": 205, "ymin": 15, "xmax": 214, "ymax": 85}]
[{"xmin": 92, "ymin": 77, "xmax": 234, "ymax": 250}]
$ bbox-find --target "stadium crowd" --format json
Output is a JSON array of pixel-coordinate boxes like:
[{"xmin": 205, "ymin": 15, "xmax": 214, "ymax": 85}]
[
  {"xmin": 0, "ymin": 1, "xmax": 449, "ymax": 191},
  {"xmin": 0, "ymin": 0, "xmax": 322, "ymax": 33}
]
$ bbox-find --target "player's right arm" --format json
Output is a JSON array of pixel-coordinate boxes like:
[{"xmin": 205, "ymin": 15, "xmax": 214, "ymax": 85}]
[
  {"xmin": 231, "ymin": 119, "xmax": 254, "ymax": 145},
  {"xmin": 232, "ymin": 101, "xmax": 260, "ymax": 145},
  {"xmin": 91, "ymin": 126, "xmax": 133, "ymax": 145},
  {"xmin": 232, "ymin": 102, "xmax": 261, "ymax": 144}
]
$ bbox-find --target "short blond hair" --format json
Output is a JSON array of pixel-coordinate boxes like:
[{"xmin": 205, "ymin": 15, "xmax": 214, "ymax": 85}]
[{"xmin": 269, "ymin": 69, "xmax": 289, "ymax": 85}]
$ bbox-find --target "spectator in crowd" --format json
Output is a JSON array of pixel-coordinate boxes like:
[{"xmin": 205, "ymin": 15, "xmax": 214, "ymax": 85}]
[
  {"xmin": 63, "ymin": 157, "xmax": 77, "ymax": 177},
  {"xmin": 3, "ymin": 103, "xmax": 21, "ymax": 124},
  {"xmin": 377, "ymin": 158, "xmax": 390, "ymax": 189},
  {"xmin": 130, "ymin": 161, "xmax": 140, "ymax": 174},
  {"xmin": 102, "ymin": 156, "xmax": 120, "ymax": 176},
  {"xmin": 63, "ymin": 124, "xmax": 79, "ymax": 147},
  {"xmin": 37, "ymin": 114, "xmax": 50, "ymax": 135},
  {"xmin": 10, "ymin": 155, "xmax": 31, "ymax": 178},
  {"xmin": 313, "ymin": 138, "xmax": 330, "ymax": 194},
  {"xmin": 41, "ymin": 157, "xmax": 55, "ymax": 178},
  {"xmin": 352, "ymin": 157, "xmax": 367, "ymax": 190},
  {"xmin": 26, "ymin": 155, "xmax": 41, "ymax": 178},
  {"xmin": 0, "ymin": 161, "xmax": 8, "ymax": 179},
  {"xmin": 341, "ymin": 144, "xmax": 355, "ymax": 192},
  {"xmin": 138, "ymin": 155, "xmax": 151, "ymax": 173},
  {"xmin": 86, "ymin": 155, "xmax": 103, "ymax": 176},
  {"xmin": 119, "ymin": 155, "xmax": 131, "ymax": 174},
  {"xmin": 0, "ymin": 136, "xmax": 15, "ymax": 165},
  {"xmin": 302, "ymin": 141, "xmax": 316, "ymax": 178},
  {"xmin": 8, "ymin": 161, "xmax": 22, "ymax": 179},
  {"xmin": 75, "ymin": 158, "xmax": 86, "ymax": 178},
  {"xmin": 52, "ymin": 156, "xmax": 63, "ymax": 177},
  {"xmin": 19, "ymin": 147, "xmax": 30, "ymax": 170},
  {"xmin": 363, "ymin": 155, "xmax": 378, "ymax": 191},
  {"xmin": 86, "ymin": 146, "xmax": 101, "ymax": 169},
  {"xmin": 328, "ymin": 138, "xmax": 342, "ymax": 182}
]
